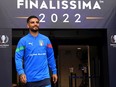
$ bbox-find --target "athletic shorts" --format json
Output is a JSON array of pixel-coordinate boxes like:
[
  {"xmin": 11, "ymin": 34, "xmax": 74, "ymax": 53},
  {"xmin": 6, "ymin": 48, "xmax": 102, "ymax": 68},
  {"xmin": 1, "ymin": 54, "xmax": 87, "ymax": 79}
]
[{"xmin": 25, "ymin": 78, "xmax": 51, "ymax": 87}]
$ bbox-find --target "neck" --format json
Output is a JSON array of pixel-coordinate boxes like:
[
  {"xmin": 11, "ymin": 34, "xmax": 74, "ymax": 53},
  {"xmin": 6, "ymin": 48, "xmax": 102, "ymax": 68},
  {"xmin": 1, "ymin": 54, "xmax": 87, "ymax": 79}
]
[{"xmin": 29, "ymin": 30, "xmax": 39, "ymax": 37}]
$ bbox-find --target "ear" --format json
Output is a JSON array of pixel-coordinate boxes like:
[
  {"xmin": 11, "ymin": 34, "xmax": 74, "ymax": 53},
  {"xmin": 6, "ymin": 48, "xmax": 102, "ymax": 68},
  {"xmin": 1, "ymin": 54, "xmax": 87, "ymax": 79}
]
[{"xmin": 27, "ymin": 24, "xmax": 29, "ymax": 28}]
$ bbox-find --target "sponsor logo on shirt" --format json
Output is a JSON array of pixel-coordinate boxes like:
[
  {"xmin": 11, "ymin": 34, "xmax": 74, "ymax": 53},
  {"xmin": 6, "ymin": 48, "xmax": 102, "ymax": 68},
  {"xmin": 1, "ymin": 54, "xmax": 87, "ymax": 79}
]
[
  {"xmin": 28, "ymin": 42, "xmax": 33, "ymax": 46},
  {"xmin": 29, "ymin": 53, "xmax": 46, "ymax": 56}
]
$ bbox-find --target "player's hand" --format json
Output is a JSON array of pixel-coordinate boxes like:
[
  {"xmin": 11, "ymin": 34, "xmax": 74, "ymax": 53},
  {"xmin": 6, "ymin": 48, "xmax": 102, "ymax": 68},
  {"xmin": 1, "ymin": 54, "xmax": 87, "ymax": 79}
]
[
  {"xmin": 19, "ymin": 74, "xmax": 27, "ymax": 84},
  {"xmin": 52, "ymin": 74, "xmax": 58, "ymax": 84}
]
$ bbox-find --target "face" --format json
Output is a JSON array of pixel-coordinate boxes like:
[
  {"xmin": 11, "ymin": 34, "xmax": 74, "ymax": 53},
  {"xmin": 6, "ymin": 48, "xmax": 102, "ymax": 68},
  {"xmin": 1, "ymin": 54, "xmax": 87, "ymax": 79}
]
[{"xmin": 27, "ymin": 18, "xmax": 39, "ymax": 32}]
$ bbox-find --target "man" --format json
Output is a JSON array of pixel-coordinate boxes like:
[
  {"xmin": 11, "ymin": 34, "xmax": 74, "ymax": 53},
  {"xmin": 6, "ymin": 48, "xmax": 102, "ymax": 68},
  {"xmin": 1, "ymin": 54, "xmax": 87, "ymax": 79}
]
[{"xmin": 15, "ymin": 15, "xmax": 58, "ymax": 87}]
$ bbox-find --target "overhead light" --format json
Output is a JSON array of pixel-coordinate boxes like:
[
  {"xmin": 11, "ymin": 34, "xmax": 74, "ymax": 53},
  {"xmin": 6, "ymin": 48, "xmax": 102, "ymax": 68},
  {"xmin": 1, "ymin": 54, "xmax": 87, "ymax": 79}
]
[{"xmin": 77, "ymin": 47, "xmax": 81, "ymax": 50}]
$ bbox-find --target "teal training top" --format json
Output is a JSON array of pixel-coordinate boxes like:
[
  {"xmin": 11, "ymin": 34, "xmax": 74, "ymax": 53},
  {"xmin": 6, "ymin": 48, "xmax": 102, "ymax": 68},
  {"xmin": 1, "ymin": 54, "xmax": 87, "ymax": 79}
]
[{"xmin": 15, "ymin": 33, "xmax": 57, "ymax": 82}]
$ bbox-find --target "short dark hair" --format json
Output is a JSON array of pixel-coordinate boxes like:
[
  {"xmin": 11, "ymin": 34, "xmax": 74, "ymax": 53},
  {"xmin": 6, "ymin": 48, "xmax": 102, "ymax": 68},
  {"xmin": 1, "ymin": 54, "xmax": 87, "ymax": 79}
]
[{"xmin": 27, "ymin": 15, "xmax": 39, "ymax": 23}]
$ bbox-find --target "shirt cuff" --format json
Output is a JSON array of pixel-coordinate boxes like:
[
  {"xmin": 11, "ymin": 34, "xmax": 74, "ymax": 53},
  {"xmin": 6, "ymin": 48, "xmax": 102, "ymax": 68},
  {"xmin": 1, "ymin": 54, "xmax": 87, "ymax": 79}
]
[{"xmin": 18, "ymin": 70, "xmax": 25, "ymax": 75}]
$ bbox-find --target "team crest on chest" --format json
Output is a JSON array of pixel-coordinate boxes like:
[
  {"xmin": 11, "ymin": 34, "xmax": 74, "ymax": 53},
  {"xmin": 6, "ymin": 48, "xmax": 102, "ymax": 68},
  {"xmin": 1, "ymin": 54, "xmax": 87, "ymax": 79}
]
[{"xmin": 39, "ymin": 40, "xmax": 44, "ymax": 46}]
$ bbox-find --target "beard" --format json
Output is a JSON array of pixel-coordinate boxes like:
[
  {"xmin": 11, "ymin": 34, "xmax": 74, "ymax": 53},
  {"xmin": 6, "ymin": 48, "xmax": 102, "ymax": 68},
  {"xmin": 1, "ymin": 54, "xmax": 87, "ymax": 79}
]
[{"xmin": 29, "ymin": 26, "xmax": 39, "ymax": 33}]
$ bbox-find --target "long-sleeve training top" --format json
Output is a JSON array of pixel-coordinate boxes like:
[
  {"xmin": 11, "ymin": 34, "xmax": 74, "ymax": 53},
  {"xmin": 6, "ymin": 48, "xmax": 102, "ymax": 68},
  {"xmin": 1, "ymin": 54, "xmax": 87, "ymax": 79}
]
[{"xmin": 15, "ymin": 33, "xmax": 57, "ymax": 82}]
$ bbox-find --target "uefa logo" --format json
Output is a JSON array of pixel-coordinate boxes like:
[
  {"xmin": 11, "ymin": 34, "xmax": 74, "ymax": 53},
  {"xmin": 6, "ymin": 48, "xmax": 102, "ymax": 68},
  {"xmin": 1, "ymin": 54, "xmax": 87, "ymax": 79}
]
[
  {"xmin": 0, "ymin": 35, "xmax": 9, "ymax": 44},
  {"xmin": 111, "ymin": 35, "xmax": 116, "ymax": 43}
]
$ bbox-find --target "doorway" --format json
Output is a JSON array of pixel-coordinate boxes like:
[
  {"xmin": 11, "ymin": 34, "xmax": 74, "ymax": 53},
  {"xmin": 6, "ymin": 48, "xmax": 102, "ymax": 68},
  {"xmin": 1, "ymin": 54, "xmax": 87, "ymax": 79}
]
[
  {"xmin": 58, "ymin": 45, "xmax": 89, "ymax": 87},
  {"xmin": 58, "ymin": 45, "xmax": 102, "ymax": 87}
]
